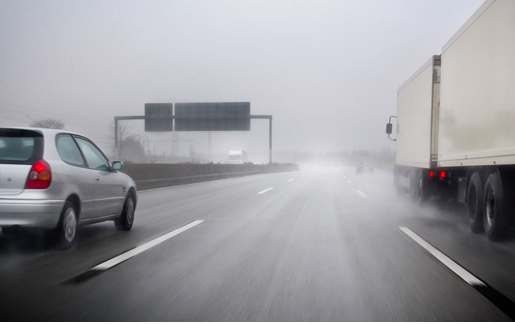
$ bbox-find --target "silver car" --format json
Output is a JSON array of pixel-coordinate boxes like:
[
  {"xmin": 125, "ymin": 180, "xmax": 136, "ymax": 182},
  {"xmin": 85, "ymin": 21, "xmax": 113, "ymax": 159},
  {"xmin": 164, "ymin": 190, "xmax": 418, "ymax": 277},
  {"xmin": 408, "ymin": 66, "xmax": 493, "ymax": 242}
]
[{"xmin": 0, "ymin": 127, "xmax": 137, "ymax": 249}]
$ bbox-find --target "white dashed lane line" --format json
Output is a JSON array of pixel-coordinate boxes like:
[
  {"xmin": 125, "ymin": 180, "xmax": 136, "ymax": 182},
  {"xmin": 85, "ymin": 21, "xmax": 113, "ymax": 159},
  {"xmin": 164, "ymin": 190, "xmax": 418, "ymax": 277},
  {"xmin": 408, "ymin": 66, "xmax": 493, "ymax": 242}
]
[
  {"xmin": 288, "ymin": 179, "xmax": 295, "ymax": 182},
  {"xmin": 400, "ymin": 227, "xmax": 484, "ymax": 286},
  {"xmin": 64, "ymin": 220, "xmax": 204, "ymax": 284},
  {"xmin": 348, "ymin": 180, "xmax": 352, "ymax": 184},
  {"xmin": 399, "ymin": 227, "xmax": 515, "ymax": 320},
  {"xmin": 258, "ymin": 187, "xmax": 274, "ymax": 195}
]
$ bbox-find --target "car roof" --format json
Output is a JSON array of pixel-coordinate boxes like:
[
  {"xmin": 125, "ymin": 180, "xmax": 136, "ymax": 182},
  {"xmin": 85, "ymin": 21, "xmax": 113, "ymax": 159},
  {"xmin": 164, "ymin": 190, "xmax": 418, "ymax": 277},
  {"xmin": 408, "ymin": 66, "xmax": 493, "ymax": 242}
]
[{"xmin": 0, "ymin": 127, "xmax": 87, "ymax": 138}]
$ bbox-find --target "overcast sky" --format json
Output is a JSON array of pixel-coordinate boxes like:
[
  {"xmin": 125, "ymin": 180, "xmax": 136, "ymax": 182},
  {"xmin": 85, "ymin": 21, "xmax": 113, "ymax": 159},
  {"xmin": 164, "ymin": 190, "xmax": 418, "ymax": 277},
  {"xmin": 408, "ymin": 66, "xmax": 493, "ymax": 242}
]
[{"xmin": 0, "ymin": 0, "xmax": 484, "ymax": 160}]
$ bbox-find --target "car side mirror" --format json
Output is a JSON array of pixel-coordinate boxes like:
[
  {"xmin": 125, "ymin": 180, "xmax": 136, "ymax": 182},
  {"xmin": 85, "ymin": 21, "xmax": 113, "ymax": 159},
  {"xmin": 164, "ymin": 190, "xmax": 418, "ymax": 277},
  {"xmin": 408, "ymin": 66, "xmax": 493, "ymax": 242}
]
[
  {"xmin": 386, "ymin": 123, "xmax": 393, "ymax": 134},
  {"xmin": 112, "ymin": 161, "xmax": 124, "ymax": 171}
]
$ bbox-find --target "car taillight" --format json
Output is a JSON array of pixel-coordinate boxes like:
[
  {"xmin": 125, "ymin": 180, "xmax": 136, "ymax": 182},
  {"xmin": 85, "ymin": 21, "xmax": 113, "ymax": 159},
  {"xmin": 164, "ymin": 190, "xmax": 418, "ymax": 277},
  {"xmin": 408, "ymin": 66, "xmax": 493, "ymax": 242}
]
[
  {"xmin": 440, "ymin": 171, "xmax": 446, "ymax": 178},
  {"xmin": 26, "ymin": 159, "xmax": 52, "ymax": 189},
  {"xmin": 369, "ymin": 165, "xmax": 373, "ymax": 168},
  {"xmin": 358, "ymin": 165, "xmax": 362, "ymax": 168},
  {"xmin": 430, "ymin": 171, "xmax": 434, "ymax": 177}
]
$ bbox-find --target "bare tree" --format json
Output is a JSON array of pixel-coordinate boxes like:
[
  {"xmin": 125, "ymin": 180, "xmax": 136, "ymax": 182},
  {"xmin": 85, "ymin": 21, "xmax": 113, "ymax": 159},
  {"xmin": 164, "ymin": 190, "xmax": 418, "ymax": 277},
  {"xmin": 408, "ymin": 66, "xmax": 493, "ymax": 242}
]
[
  {"xmin": 120, "ymin": 135, "xmax": 145, "ymax": 161},
  {"xmin": 107, "ymin": 120, "xmax": 131, "ymax": 158},
  {"xmin": 30, "ymin": 118, "xmax": 65, "ymax": 129}
]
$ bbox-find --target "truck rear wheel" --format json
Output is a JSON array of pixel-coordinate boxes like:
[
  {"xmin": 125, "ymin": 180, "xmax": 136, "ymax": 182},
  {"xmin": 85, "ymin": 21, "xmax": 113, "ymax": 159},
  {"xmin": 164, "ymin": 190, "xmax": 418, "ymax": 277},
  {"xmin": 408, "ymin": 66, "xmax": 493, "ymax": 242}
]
[
  {"xmin": 483, "ymin": 171, "xmax": 506, "ymax": 241},
  {"xmin": 467, "ymin": 172, "xmax": 484, "ymax": 233}
]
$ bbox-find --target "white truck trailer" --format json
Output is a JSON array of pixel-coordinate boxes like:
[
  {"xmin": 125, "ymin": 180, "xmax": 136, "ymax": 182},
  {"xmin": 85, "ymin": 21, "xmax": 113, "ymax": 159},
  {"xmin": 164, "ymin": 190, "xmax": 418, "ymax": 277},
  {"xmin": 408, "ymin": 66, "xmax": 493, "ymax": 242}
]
[{"xmin": 387, "ymin": 0, "xmax": 515, "ymax": 241}]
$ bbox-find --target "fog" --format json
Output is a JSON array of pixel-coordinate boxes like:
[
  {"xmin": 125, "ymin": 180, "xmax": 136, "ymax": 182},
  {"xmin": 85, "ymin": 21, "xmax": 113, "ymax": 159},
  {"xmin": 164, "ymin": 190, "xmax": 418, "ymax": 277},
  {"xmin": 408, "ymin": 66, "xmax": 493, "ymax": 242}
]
[{"xmin": 0, "ymin": 0, "xmax": 483, "ymax": 163}]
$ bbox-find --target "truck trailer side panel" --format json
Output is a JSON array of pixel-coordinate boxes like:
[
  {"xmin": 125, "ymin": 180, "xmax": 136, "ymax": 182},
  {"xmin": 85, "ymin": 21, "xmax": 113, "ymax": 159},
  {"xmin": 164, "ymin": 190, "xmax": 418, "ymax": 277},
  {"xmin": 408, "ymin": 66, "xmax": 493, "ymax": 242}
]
[
  {"xmin": 396, "ymin": 57, "xmax": 439, "ymax": 169},
  {"xmin": 439, "ymin": 0, "xmax": 515, "ymax": 167}
]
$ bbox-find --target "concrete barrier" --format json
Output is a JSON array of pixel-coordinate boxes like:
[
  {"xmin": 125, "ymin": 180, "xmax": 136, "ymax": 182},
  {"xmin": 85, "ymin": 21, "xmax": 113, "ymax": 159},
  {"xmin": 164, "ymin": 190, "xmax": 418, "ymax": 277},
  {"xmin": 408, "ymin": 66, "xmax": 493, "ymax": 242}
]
[{"xmin": 121, "ymin": 163, "xmax": 300, "ymax": 190}]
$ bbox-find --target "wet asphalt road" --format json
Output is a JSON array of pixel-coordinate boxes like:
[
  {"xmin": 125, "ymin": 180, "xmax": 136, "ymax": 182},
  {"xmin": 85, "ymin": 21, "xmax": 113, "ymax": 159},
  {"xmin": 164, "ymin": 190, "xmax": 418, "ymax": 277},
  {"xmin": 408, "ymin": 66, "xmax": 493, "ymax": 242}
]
[{"xmin": 1, "ymin": 166, "xmax": 515, "ymax": 321}]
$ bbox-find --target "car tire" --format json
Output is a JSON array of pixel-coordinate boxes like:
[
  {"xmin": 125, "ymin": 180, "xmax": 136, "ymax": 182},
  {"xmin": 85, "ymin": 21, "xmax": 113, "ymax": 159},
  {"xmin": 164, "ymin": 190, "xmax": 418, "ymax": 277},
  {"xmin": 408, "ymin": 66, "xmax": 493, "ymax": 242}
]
[
  {"xmin": 467, "ymin": 172, "xmax": 484, "ymax": 234},
  {"xmin": 115, "ymin": 193, "xmax": 135, "ymax": 231},
  {"xmin": 483, "ymin": 171, "xmax": 507, "ymax": 241},
  {"xmin": 55, "ymin": 201, "xmax": 78, "ymax": 250}
]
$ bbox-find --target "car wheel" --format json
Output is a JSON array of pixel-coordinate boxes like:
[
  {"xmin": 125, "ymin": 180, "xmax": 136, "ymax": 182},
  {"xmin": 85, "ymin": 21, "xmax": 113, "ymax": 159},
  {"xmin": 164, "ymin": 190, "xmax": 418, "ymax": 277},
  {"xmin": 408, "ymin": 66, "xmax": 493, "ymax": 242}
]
[
  {"xmin": 467, "ymin": 172, "xmax": 484, "ymax": 233},
  {"xmin": 55, "ymin": 201, "xmax": 77, "ymax": 250},
  {"xmin": 115, "ymin": 193, "xmax": 135, "ymax": 231},
  {"xmin": 483, "ymin": 171, "xmax": 507, "ymax": 241}
]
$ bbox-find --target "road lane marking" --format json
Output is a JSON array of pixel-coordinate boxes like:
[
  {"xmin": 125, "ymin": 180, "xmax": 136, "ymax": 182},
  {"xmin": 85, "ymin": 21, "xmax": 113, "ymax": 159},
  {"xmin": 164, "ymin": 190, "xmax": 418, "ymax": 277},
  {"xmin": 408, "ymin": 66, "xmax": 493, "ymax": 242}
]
[
  {"xmin": 344, "ymin": 176, "xmax": 347, "ymax": 179},
  {"xmin": 348, "ymin": 180, "xmax": 352, "ymax": 184},
  {"xmin": 63, "ymin": 220, "xmax": 204, "ymax": 284},
  {"xmin": 288, "ymin": 179, "xmax": 295, "ymax": 182},
  {"xmin": 400, "ymin": 227, "xmax": 484, "ymax": 286},
  {"xmin": 356, "ymin": 190, "xmax": 367, "ymax": 198},
  {"xmin": 258, "ymin": 187, "xmax": 274, "ymax": 194},
  {"xmin": 302, "ymin": 175, "xmax": 305, "ymax": 177},
  {"xmin": 400, "ymin": 227, "xmax": 515, "ymax": 320},
  {"xmin": 94, "ymin": 220, "xmax": 204, "ymax": 271}
]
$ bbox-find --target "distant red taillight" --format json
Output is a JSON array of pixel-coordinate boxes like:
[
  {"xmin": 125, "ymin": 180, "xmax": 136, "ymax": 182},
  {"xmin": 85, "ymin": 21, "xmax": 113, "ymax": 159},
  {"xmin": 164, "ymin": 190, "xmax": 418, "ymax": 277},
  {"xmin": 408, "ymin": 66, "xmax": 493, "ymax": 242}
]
[
  {"xmin": 26, "ymin": 159, "xmax": 52, "ymax": 189},
  {"xmin": 369, "ymin": 165, "xmax": 373, "ymax": 168},
  {"xmin": 358, "ymin": 165, "xmax": 362, "ymax": 168},
  {"xmin": 440, "ymin": 171, "xmax": 446, "ymax": 178},
  {"xmin": 430, "ymin": 171, "xmax": 434, "ymax": 177}
]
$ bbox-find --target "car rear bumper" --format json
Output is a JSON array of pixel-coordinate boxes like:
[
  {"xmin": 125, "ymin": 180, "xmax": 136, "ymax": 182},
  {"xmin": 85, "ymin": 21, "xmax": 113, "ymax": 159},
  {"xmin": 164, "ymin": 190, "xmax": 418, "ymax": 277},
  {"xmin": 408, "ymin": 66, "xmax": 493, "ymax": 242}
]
[{"xmin": 0, "ymin": 199, "xmax": 64, "ymax": 228}]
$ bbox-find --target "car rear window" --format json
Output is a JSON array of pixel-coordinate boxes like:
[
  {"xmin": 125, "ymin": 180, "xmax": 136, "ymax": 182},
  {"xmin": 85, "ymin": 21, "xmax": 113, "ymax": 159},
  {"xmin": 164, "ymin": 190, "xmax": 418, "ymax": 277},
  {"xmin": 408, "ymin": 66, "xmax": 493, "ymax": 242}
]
[
  {"xmin": 0, "ymin": 129, "xmax": 43, "ymax": 165},
  {"xmin": 56, "ymin": 134, "xmax": 85, "ymax": 167}
]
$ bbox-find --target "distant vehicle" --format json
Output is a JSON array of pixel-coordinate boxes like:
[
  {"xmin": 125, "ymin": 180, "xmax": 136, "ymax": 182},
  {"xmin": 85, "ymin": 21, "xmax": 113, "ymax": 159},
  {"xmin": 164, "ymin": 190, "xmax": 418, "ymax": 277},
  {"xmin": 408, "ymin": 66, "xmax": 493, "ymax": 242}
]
[
  {"xmin": 224, "ymin": 160, "xmax": 245, "ymax": 165},
  {"xmin": 356, "ymin": 161, "xmax": 374, "ymax": 174},
  {"xmin": 0, "ymin": 127, "xmax": 137, "ymax": 249},
  {"xmin": 385, "ymin": 0, "xmax": 515, "ymax": 241},
  {"xmin": 225, "ymin": 150, "xmax": 248, "ymax": 164}
]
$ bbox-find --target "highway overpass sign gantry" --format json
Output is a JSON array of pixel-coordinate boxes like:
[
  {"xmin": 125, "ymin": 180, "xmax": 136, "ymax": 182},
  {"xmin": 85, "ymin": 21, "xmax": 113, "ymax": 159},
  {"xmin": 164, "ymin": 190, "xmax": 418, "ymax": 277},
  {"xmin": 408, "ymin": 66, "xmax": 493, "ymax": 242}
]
[{"xmin": 114, "ymin": 102, "xmax": 273, "ymax": 163}]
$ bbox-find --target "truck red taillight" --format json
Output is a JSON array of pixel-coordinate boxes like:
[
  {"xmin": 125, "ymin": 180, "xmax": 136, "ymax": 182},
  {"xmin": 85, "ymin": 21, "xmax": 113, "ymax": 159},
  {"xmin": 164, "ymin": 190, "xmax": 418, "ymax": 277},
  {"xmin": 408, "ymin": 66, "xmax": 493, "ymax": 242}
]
[
  {"xmin": 26, "ymin": 159, "xmax": 52, "ymax": 189},
  {"xmin": 430, "ymin": 171, "xmax": 434, "ymax": 177},
  {"xmin": 440, "ymin": 171, "xmax": 446, "ymax": 178}
]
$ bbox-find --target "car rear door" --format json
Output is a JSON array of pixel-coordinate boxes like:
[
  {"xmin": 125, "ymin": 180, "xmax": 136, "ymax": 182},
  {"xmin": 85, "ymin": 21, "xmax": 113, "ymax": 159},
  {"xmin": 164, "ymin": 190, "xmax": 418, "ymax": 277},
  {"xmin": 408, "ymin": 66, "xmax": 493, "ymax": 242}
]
[
  {"xmin": 55, "ymin": 134, "xmax": 96, "ymax": 221},
  {"xmin": 74, "ymin": 137, "xmax": 125, "ymax": 218}
]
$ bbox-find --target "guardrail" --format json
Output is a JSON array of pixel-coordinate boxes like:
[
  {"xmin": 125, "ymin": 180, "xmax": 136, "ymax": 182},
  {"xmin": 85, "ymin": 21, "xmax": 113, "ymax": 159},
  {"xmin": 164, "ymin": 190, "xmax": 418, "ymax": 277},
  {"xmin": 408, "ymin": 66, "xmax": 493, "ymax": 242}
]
[{"xmin": 121, "ymin": 163, "xmax": 300, "ymax": 190}]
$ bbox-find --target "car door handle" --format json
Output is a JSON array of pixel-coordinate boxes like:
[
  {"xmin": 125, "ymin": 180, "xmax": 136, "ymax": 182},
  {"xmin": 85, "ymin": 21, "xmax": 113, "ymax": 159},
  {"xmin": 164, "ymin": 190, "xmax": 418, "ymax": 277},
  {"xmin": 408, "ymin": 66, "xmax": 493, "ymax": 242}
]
[{"xmin": 95, "ymin": 177, "xmax": 100, "ymax": 181}]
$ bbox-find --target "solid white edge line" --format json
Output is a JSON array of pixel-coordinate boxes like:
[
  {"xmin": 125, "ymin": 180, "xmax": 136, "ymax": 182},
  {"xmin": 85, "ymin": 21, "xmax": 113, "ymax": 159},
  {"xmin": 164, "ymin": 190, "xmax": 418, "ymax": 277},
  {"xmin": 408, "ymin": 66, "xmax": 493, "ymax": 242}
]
[
  {"xmin": 356, "ymin": 190, "xmax": 366, "ymax": 198},
  {"xmin": 258, "ymin": 187, "xmax": 274, "ymax": 194},
  {"xmin": 288, "ymin": 179, "xmax": 295, "ymax": 182},
  {"xmin": 348, "ymin": 180, "xmax": 352, "ymax": 184},
  {"xmin": 399, "ymin": 227, "xmax": 485, "ymax": 286},
  {"xmin": 92, "ymin": 220, "xmax": 204, "ymax": 271}
]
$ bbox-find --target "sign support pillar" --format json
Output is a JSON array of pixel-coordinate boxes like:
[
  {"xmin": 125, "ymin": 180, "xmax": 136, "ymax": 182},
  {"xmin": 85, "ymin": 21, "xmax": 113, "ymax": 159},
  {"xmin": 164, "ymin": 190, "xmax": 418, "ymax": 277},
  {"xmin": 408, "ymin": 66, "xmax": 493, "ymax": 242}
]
[{"xmin": 269, "ymin": 117, "xmax": 273, "ymax": 164}]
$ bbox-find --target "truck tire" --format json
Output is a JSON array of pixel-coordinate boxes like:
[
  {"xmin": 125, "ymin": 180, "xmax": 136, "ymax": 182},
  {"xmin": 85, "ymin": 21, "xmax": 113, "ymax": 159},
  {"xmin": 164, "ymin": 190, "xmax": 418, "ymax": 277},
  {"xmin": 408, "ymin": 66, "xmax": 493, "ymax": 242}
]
[
  {"xmin": 483, "ymin": 171, "xmax": 506, "ymax": 241},
  {"xmin": 467, "ymin": 172, "xmax": 484, "ymax": 233}
]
